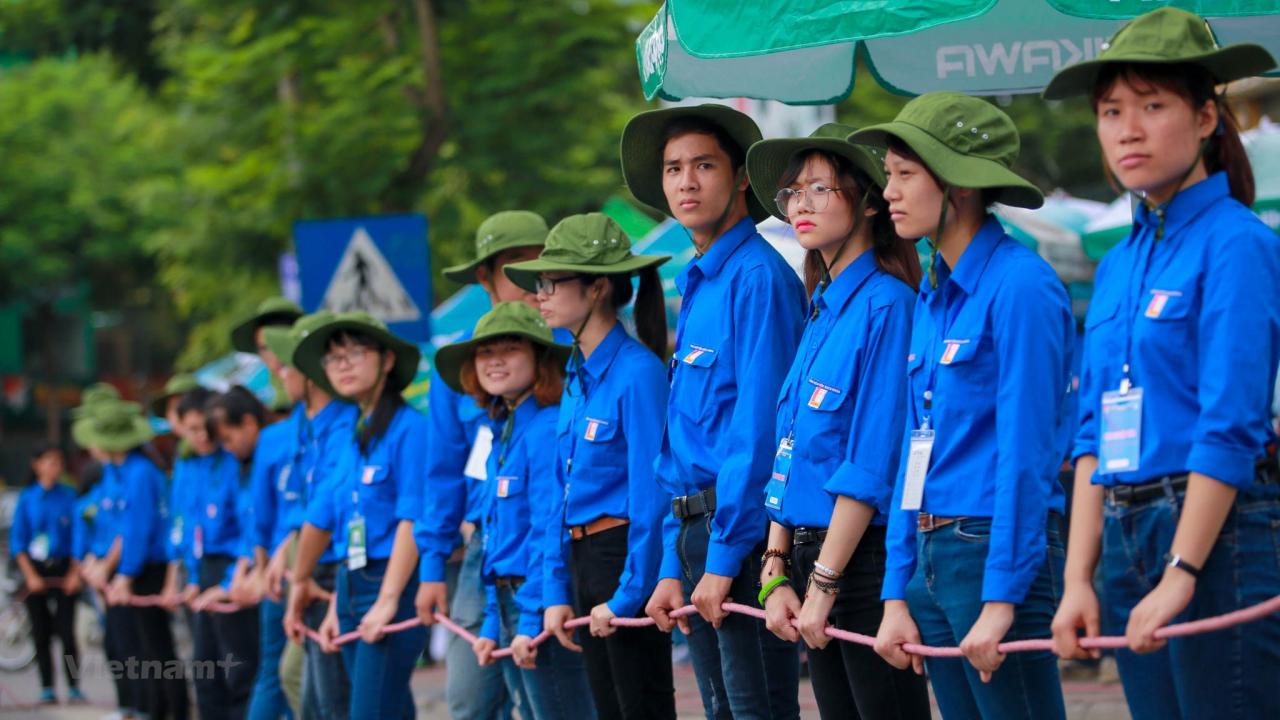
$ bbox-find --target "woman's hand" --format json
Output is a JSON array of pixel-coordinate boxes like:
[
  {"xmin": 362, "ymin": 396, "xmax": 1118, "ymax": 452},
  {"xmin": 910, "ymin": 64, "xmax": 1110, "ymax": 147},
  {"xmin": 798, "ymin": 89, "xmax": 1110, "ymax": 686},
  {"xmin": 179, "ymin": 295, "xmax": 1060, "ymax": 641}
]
[
  {"xmin": 1126, "ymin": 570, "xmax": 1195, "ymax": 654},
  {"xmin": 317, "ymin": 599, "xmax": 341, "ymax": 654},
  {"xmin": 511, "ymin": 635, "xmax": 537, "ymax": 669},
  {"xmin": 589, "ymin": 603, "xmax": 616, "ymax": 638},
  {"xmin": 544, "ymin": 604, "xmax": 582, "ymax": 652},
  {"xmin": 358, "ymin": 595, "xmax": 399, "ymax": 644},
  {"xmin": 763, "ymin": 584, "xmax": 802, "ymax": 643},
  {"xmin": 797, "ymin": 585, "xmax": 836, "ymax": 649},
  {"xmin": 472, "ymin": 638, "xmax": 497, "ymax": 667},
  {"xmin": 960, "ymin": 602, "xmax": 1014, "ymax": 683},
  {"xmin": 874, "ymin": 600, "xmax": 924, "ymax": 675},
  {"xmin": 1051, "ymin": 580, "xmax": 1102, "ymax": 660}
]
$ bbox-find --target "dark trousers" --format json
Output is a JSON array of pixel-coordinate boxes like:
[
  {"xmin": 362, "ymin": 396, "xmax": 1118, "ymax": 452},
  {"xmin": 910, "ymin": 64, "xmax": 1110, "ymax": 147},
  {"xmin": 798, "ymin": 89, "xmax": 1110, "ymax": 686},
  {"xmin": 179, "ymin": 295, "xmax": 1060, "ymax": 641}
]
[
  {"xmin": 791, "ymin": 527, "xmax": 931, "ymax": 720},
  {"xmin": 105, "ymin": 597, "xmax": 142, "ymax": 713},
  {"xmin": 24, "ymin": 558, "xmax": 79, "ymax": 690},
  {"xmin": 132, "ymin": 562, "xmax": 190, "ymax": 720},
  {"xmin": 569, "ymin": 524, "xmax": 675, "ymax": 720},
  {"xmin": 193, "ymin": 555, "xmax": 260, "ymax": 720}
]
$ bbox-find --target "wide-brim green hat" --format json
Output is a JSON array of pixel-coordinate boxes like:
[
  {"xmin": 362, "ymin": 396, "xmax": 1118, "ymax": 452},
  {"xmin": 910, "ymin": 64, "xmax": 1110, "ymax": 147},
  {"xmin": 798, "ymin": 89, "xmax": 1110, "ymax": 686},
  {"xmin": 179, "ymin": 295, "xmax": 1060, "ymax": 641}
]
[
  {"xmin": 441, "ymin": 211, "xmax": 550, "ymax": 285},
  {"xmin": 292, "ymin": 311, "xmax": 421, "ymax": 399},
  {"xmin": 75, "ymin": 400, "xmax": 154, "ymax": 452},
  {"xmin": 230, "ymin": 296, "xmax": 304, "ymax": 353},
  {"xmin": 503, "ymin": 213, "xmax": 670, "ymax": 293},
  {"xmin": 434, "ymin": 302, "xmax": 572, "ymax": 395},
  {"xmin": 747, "ymin": 123, "xmax": 888, "ymax": 223},
  {"xmin": 620, "ymin": 104, "xmax": 770, "ymax": 223},
  {"xmin": 262, "ymin": 311, "xmax": 337, "ymax": 370},
  {"xmin": 1044, "ymin": 7, "xmax": 1277, "ymax": 100},
  {"xmin": 72, "ymin": 382, "xmax": 121, "ymax": 420},
  {"xmin": 849, "ymin": 93, "xmax": 1044, "ymax": 210},
  {"xmin": 149, "ymin": 374, "xmax": 199, "ymax": 418}
]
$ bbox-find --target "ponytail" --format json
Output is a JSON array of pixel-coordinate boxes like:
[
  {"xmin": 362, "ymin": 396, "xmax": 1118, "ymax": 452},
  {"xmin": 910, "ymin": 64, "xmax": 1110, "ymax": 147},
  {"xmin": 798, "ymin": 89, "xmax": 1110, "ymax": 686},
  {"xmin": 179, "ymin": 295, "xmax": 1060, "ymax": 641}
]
[
  {"xmin": 632, "ymin": 267, "xmax": 668, "ymax": 358},
  {"xmin": 1209, "ymin": 101, "xmax": 1254, "ymax": 206}
]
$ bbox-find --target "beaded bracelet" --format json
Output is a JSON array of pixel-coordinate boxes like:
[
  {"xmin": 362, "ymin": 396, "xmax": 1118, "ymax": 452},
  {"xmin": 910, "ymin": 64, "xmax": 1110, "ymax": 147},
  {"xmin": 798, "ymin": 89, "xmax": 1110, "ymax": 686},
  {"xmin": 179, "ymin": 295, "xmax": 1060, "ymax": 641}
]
[
  {"xmin": 761, "ymin": 548, "xmax": 791, "ymax": 569},
  {"xmin": 808, "ymin": 574, "xmax": 839, "ymax": 596},
  {"xmin": 812, "ymin": 561, "xmax": 843, "ymax": 580},
  {"xmin": 758, "ymin": 575, "xmax": 791, "ymax": 606}
]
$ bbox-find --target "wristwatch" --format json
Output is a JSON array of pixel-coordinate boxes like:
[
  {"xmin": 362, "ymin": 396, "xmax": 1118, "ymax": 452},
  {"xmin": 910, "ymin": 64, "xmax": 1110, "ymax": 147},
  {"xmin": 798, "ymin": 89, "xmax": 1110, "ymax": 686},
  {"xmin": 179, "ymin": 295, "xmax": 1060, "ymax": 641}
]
[{"xmin": 1164, "ymin": 552, "xmax": 1201, "ymax": 578}]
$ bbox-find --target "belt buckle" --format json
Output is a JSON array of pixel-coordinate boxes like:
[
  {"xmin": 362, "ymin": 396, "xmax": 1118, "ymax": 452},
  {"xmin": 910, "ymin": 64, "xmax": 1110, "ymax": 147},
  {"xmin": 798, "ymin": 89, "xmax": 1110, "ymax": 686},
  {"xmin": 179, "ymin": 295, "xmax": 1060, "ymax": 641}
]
[
  {"xmin": 671, "ymin": 496, "xmax": 687, "ymax": 519},
  {"xmin": 917, "ymin": 513, "xmax": 935, "ymax": 532}
]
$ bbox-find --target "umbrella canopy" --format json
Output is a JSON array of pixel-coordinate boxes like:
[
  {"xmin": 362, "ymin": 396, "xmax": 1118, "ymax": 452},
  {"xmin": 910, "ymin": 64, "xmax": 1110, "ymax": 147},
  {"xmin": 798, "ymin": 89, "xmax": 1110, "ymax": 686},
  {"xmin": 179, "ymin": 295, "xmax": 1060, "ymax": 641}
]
[{"xmin": 639, "ymin": 0, "xmax": 1280, "ymax": 102}]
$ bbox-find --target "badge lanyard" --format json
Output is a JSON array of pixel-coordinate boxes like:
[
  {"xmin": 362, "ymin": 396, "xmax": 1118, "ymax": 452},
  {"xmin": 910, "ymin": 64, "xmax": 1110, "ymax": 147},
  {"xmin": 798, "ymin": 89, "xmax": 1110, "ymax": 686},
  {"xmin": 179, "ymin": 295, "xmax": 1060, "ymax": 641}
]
[
  {"xmin": 901, "ymin": 291, "xmax": 960, "ymax": 510},
  {"xmin": 669, "ymin": 264, "xmax": 704, "ymax": 380},
  {"xmin": 765, "ymin": 288, "xmax": 827, "ymax": 511}
]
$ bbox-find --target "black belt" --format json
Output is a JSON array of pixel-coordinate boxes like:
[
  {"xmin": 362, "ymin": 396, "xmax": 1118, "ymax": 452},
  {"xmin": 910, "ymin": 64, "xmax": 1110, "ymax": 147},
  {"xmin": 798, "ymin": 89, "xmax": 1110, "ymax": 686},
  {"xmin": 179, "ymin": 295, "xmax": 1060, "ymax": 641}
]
[
  {"xmin": 1105, "ymin": 461, "xmax": 1279, "ymax": 507},
  {"xmin": 672, "ymin": 487, "xmax": 716, "ymax": 520},
  {"xmin": 793, "ymin": 527, "xmax": 827, "ymax": 546},
  {"xmin": 494, "ymin": 576, "xmax": 524, "ymax": 590}
]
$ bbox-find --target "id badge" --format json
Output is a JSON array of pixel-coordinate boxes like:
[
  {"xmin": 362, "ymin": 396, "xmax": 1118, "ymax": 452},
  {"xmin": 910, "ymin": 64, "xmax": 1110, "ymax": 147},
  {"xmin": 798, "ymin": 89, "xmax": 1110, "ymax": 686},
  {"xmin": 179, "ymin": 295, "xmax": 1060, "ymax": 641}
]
[
  {"xmin": 193, "ymin": 525, "xmax": 204, "ymax": 559},
  {"xmin": 900, "ymin": 427, "xmax": 934, "ymax": 511},
  {"xmin": 764, "ymin": 437, "xmax": 794, "ymax": 511},
  {"xmin": 347, "ymin": 513, "xmax": 368, "ymax": 570},
  {"xmin": 1100, "ymin": 388, "xmax": 1143, "ymax": 474},
  {"xmin": 464, "ymin": 425, "xmax": 494, "ymax": 482},
  {"xmin": 29, "ymin": 533, "xmax": 50, "ymax": 562}
]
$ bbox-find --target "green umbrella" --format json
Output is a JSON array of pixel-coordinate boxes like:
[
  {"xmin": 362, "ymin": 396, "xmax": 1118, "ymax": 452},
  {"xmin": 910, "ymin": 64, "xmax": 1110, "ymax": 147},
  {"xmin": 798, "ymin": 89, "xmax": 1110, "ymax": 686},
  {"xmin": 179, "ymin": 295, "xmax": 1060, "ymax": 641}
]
[{"xmin": 638, "ymin": 0, "xmax": 1280, "ymax": 102}]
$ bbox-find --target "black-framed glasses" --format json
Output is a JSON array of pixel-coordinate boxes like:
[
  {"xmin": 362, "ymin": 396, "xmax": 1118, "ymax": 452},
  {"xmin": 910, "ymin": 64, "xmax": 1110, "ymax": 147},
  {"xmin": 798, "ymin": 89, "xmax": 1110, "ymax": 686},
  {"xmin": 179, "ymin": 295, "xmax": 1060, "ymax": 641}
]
[
  {"xmin": 534, "ymin": 275, "xmax": 585, "ymax": 296},
  {"xmin": 775, "ymin": 184, "xmax": 843, "ymax": 219},
  {"xmin": 320, "ymin": 347, "xmax": 369, "ymax": 370}
]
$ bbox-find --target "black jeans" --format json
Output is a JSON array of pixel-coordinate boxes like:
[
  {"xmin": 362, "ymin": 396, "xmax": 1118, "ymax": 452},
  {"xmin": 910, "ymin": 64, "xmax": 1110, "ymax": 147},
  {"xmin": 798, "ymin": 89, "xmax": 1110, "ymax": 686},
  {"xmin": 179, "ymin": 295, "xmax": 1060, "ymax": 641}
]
[
  {"xmin": 570, "ymin": 523, "xmax": 675, "ymax": 720},
  {"xmin": 132, "ymin": 562, "xmax": 190, "ymax": 720},
  {"xmin": 24, "ymin": 558, "xmax": 79, "ymax": 690},
  {"xmin": 791, "ymin": 527, "xmax": 931, "ymax": 720},
  {"xmin": 192, "ymin": 555, "xmax": 259, "ymax": 720}
]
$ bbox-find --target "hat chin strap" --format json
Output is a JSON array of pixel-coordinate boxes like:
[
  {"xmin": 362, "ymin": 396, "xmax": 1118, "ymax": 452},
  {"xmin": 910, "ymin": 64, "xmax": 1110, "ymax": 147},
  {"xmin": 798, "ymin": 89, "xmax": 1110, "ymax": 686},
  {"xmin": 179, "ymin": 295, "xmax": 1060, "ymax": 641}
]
[
  {"xmin": 928, "ymin": 186, "xmax": 952, "ymax": 289},
  {"xmin": 813, "ymin": 188, "xmax": 872, "ymax": 318},
  {"xmin": 685, "ymin": 167, "xmax": 747, "ymax": 255},
  {"xmin": 1129, "ymin": 135, "xmax": 1211, "ymax": 240}
]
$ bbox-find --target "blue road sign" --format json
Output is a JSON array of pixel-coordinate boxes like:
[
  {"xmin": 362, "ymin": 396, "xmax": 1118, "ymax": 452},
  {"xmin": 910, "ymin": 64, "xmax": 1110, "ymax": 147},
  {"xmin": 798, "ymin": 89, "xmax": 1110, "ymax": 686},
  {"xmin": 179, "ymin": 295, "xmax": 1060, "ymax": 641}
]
[{"xmin": 294, "ymin": 214, "xmax": 432, "ymax": 343}]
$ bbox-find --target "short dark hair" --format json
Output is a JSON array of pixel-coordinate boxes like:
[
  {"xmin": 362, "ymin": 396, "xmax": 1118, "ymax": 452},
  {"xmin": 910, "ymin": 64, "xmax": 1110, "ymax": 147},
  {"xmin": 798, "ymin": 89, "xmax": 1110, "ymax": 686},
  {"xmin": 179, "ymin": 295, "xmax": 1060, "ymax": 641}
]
[
  {"xmin": 177, "ymin": 387, "xmax": 217, "ymax": 419},
  {"xmin": 206, "ymin": 386, "xmax": 265, "ymax": 428},
  {"xmin": 662, "ymin": 116, "xmax": 746, "ymax": 171}
]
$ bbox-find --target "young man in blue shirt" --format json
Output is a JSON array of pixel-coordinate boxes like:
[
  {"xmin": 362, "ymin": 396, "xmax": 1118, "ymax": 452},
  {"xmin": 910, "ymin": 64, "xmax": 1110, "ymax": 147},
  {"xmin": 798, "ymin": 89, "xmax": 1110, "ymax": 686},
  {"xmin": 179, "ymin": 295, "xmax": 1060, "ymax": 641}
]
[{"xmin": 626, "ymin": 105, "xmax": 807, "ymax": 720}]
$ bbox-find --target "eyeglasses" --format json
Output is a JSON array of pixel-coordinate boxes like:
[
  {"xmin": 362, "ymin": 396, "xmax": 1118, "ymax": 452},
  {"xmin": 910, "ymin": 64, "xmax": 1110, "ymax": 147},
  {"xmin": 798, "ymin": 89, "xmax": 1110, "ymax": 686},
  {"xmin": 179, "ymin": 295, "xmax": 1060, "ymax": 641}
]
[
  {"xmin": 320, "ymin": 347, "xmax": 369, "ymax": 370},
  {"xmin": 534, "ymin": 275, "xmax": 584, "ymax": 296},
  {"xmin": 775, "ymin": 184, "xmax": 843, "ymax": 219}
]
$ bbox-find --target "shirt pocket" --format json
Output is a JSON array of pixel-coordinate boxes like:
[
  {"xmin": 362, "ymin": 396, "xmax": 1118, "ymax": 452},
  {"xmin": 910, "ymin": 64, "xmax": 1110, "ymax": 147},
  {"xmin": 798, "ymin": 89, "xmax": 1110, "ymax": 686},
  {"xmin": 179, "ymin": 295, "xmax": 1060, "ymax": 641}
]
[
  {"xmin": 935, "ymin": 329, "xmax": 996, "ymax": 410},
  {"xmin": 672, "ymin": 340, "xmax": 724, "ymax": 424},
  {"xmin": 573, "ymin": 401, "xmax": 626, "ymax": 475},
  {"xmin": 797, "ymin": 373, "xmax": 854, "ymax": 464},
  {"xmin": 1135, "ymin": 282, "xmax": 1197, "ymax": 358},
  {"xmin": 356, "ymin": 463, "xmax": 395, "ymax": 516}
]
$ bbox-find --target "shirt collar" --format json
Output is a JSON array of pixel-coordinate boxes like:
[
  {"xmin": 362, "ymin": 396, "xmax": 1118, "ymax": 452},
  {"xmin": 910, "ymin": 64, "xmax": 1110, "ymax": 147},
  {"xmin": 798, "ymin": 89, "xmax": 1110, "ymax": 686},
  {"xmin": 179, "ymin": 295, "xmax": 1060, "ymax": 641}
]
[
  {"xmin": 1133, "ymin": 171, "xmax": 1229, "ymax": 240},
  {"xmin": 676, "ymin": 216, "xmax": 757, "ymax": 291},
  {"xmin": 308, "ymin": 399, "xmax": 351, "ymax": 439},
  {"xmin": 567, "ymin": 321, "xmax": 628, "ymax": 395},
  {"xmin": 926, "ymin": 214, "xmax": 1005, "ymax": 297},
  {"xmin": 815, "ymin": 249, "xmax": 878, "ymax": 315}
]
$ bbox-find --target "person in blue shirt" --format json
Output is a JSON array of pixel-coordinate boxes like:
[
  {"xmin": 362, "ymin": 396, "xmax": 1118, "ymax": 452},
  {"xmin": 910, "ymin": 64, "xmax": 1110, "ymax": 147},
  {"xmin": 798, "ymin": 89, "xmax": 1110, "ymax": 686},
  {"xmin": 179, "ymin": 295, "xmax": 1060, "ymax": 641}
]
[
  {"xmin": 88, "ymin": 400, "xmax": 189, "ymax": 720},
  {"xmin": 852, "ymin": 94, "xmax": 1073, "ymax": 720},
  {"xmin": 286, "ymin": 312, "xmax": 428, "ymax": 720},
  {"xmin": 11, "ymin": 444, "xmax": 84, "ymax": 705},
  {"xmin": 744, "ymin": 125, "xmax": 932, "ymax": 720},
  {"xmin": 267, "ymin": 312, "xmax": 358, "ymax": 720},
  {"xmin": 504, "ymin": 214, "xmax": 674, "ymax": 719},
  {"xmin": 623, "ymin": 104, "xmax": 806, "ymax": 720},
  {"xmin": 415, "ymin": 210, "xmax": 558, "ymax": 720},
  {"xmin": 433, "ymin": 301, "xmax": 593, "ymax": 720},
  {"xmin": 1043, "ymin": 9, "xmax": 1280, "ymax": 719}
]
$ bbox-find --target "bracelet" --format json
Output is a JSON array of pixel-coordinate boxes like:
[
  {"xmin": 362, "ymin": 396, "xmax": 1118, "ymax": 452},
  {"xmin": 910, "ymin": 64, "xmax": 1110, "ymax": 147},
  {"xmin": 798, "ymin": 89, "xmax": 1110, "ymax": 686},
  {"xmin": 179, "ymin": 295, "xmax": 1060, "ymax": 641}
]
[
  {"xmin": 808, "ymin": 574, "xmax": 839, "ymax": 596},
  {"xmin": 761, "ymin": 548, "xmax": 791, "ymax": 569},
  {"xmin": 812, "ymin": 561, "xmax": 843, "ymax": 580},
  {"xmin": 758, "ymin": 575, "xmax": 790, "ymax": 606},
  {"xmin": 1164, "ymin": 552, "xmax": 1202, "ymax": 579}
]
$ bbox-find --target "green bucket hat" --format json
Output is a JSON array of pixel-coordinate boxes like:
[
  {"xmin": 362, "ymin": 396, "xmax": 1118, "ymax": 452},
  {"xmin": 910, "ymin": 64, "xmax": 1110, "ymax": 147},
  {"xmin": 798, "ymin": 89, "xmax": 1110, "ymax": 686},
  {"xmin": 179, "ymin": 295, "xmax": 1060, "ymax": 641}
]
[
  {"xmin": 263, "ymin": 311, "xmax": 337, "ymax": 370},
  {"xmin": 74, "ymin": 400, "xmax": 154, "ymax": 453},
  {"xmin": 502, "ymin": 213, "xmax": 670, "ymax": 293},
  {"xmin": 620, "ymin": 104, "xmax": 770, "ymax": 223},
  {"xmin": 292, "ymin": 311, "xmax": 421, "ymax": 399},
  {"xmin": 746, "ymin": 123, "xmax": 887, "ymax": 223},
  {"xmin": 441, "ymin": 211, "xmax": 551, "ymax": 285},
  {"xmin": 230, "ymin": 296, "xmax": 304, "ymax": 353},
  {"xmin": 433, "ymin": 302, "xmax": 572, "ymax": 395},
  {"xmin": 72, "ymin": 382, "xmax": 121, "ymax": 420},
  {"xmin": 149, "ymin": 374, "xmax": 199, "ymax": 418},
  {"xmin": 1043, "ymin": 7, "xmax": 1277, "ymax": 100},
  {"xmin": 848, "ymin": 92, "xmax": 1044, "ymax": 210}
]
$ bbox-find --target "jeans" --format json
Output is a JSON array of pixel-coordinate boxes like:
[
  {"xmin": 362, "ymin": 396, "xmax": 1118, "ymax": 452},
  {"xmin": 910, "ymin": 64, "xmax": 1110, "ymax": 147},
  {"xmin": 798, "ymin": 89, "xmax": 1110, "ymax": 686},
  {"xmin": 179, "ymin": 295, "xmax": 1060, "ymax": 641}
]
[
  {"xmin": 905, "ymin": 516, "xmax": 1066, "ymax": 720},
  {"xmin": 494, "ymin": 584, "xmax": 596, "ymax": 720},
  {"xmin": 336, "ymin": 559, "xmax": 427, "ymax": 720},
  {"xmin": 25, "ymin": 558, "xmax": 79, "ymax": 691},
  {"xmin": 246, "ymin": 597, "xmax": 292, "ymax": 720},
  {"xmin": 1100, "ymin": 480, "xmax": 1280, "ymax": 720},
  {"xmin": 791, "ymin": 527, "xmax": 930, "ymax": 720},
  {"xmin": 676, "ymin": 513, "xmax": 800, "ymax": 720},
  {"xmin": 445, "ymin": 532, "xmax": 510, "ymax": 720},
  {"xmin": 193, "ymin": 556, "xmax": 260, "ymax": 720},
  {"xmin": 301, "ymin": 563, "xmax": 350, "ymax": 720},
  {"xmin": 570, "ymin": 524, "xmax": 675, "ymax": 720}
]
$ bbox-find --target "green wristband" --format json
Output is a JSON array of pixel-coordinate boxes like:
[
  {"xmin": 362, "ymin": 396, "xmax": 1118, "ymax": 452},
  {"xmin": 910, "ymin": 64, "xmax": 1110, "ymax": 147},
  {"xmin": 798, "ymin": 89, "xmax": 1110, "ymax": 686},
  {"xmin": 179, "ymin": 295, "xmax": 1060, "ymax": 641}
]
[{"xmin": 758, "ymin": 575, "xmax": 790, "ymax": 606}]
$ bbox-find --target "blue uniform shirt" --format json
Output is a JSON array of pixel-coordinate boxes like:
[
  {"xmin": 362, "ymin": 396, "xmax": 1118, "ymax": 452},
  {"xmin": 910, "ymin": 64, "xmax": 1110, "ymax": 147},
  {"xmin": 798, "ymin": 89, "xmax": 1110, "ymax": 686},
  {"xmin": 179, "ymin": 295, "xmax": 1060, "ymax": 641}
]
[
  {"xmin": 478, "ymin": 400, "xmax": 560, "ymax": 640},
  {"xmin": 883, "ymin": 216, "xmax": 1073, "ymax": 604},
  {"xmin": 112, "ymin": 451, "xmax": 171, "ymax": 578},
  {"xmin": 320, "ymin": 403, "xmax": 428, "ymax": 563},
  {"xmin": 72, "ymin": 485, "xmax": 101, "ymax": 561},
  {"xmin": 655, "ymin": 217, "xmax": 807, "ymax": 578},
  {"xmin": 768, "ymin": 251, "xmax": 916, "ymax": 529},
  {"xmin": 10, "ymin": 483, "xmax": 77, "ymax": 563},
  {"xmin": 90, "ymin": 466, "xmax": 120, "ymax": 559},
  {"xmin": 296, "ymin": 400, "xmax": 359, "ymax": 564},
  {"xmin": 249, "ymin": 408, "xmax": 303, "ymax": 554},
  {"xmin": 1074, "ymin": 172, "xmax": 1280, "ymax": 489},
  {"xmin": 184, "ymin": 450, "xmax": 248, "ymax": 588},
  {"xmin": 541, "ymin": 322, "xmax": 669, "ymax": 616},
  {"xmin": 417, "ymin": 325, "xmax": 573, "ymax": 583}
]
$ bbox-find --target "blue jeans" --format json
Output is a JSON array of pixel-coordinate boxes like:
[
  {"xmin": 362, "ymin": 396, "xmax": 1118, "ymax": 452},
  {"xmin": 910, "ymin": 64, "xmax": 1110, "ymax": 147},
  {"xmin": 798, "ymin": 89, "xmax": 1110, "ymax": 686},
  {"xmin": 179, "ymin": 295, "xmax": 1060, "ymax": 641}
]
[
  {"xmin": 336, "ymin": 560, "xmax": 428, "ymax": 720},
  {"xmin": 494, "ymin": 584, "xmax": 596, "ymax": 720},
  {"xmin": 247, "ymin": 597, "xmax": 292, "ymax": 720},
  {"xmin": 302, "ymin": 563, "xmax": 350, "ymax": 720},
  {"xmin": 1101, "ymin": 480, "xmax": 1280, "ymax": 720},
  {"xmin": 905, "ymin": 516, "xmax": 1066, "ymax": 720},
  {"xmin": 447, "ymin": 534, "xmax": 511, "ymax": 720},
  {"xmin": 676, "ymin": 514, "xmax": 800, "ymax": 720}
]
